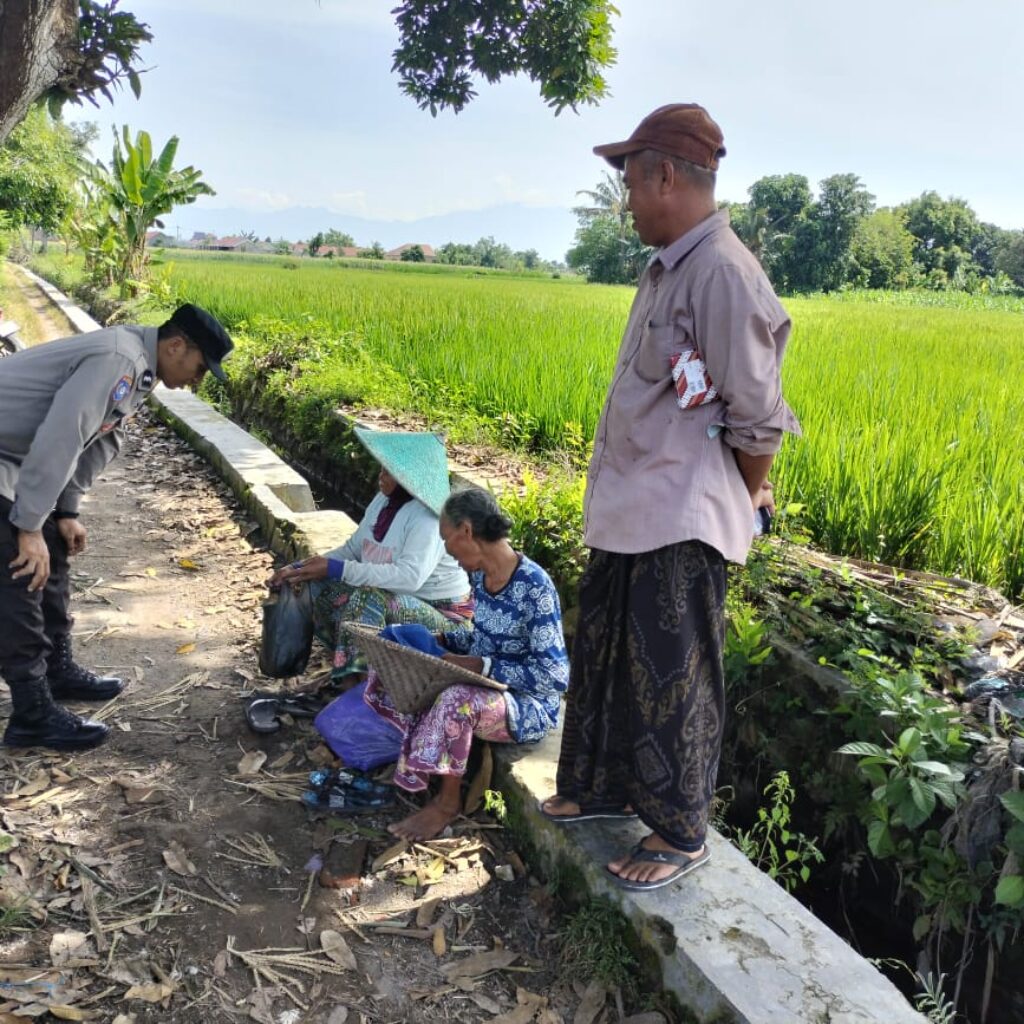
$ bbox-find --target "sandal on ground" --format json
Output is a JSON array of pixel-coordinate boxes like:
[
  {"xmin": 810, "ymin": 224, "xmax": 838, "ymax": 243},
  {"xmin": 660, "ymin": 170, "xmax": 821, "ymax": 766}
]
[
  {"xmin": 605, "ymin": 842, "xmax": 711, "ymax": 891},
  {"xmin": 537, "ymin": 797, "xmax": 638, "ymax": 823},
  {"xmin": 245, "ymin": 694, "xmax": 321, "ymax": 734}
]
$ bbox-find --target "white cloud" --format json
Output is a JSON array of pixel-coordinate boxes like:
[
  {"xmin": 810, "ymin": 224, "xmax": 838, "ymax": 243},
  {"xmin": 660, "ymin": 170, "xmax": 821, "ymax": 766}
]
[
  {"xmin": 325, "ymin": 191, "xmax": 369, "ymax": 215},
  {"xmin": 231, "ymin": 188, "xmax": 297, "ymax": 211},
  {"xmin": 492, "ymin": 174, "xmax": 557, "ymax": 207}
]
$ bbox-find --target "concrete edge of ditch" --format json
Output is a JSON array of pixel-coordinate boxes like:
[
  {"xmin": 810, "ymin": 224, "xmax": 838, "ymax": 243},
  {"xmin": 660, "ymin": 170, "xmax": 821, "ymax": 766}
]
[{"xmin": 29, "ymin": 272, "xmax": 927, "ymax": 1024}]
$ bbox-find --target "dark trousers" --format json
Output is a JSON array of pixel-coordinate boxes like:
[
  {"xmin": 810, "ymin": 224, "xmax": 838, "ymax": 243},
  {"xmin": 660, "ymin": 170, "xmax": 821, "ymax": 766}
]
[
  {"xmin": 0, "ymin": 496, "xmax": 72, "ymax": 683},
  {"xmin": 555, "ymin": 540, "xmax": 727, "ymax": 852}
]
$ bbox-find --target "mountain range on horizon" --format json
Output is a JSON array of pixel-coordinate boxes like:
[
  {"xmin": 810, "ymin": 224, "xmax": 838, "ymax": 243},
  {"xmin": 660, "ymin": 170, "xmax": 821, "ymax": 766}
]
[{"xmin": 156, "ymin": 201, "xmax": 579, "ymax": 262}]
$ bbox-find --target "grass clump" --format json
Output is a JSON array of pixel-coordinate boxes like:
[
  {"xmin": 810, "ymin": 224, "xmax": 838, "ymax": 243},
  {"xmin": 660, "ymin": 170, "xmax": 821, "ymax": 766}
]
[{"xmin": 559, "ymin": 897, "xmax": 639, "ymax": 997}]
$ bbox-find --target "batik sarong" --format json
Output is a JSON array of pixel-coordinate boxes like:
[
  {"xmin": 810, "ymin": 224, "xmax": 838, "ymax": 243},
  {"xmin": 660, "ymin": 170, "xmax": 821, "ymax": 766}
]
[
  {"xmin": 555, "ymin": 540, "xmax": 727, "ymax": 852},
  {"xmin": 364, "ymin": 677, "xmax": 512, "ymax": 792},
  {"xmin": 310, "ymin": 581, "xmax": 473, "ymax": 681}
]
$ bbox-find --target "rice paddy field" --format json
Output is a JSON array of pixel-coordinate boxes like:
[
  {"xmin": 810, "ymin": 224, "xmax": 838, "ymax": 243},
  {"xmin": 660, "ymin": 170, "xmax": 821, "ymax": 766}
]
[{"xmin": 93, "ymin": 253, "xmax": 1024, "ymax": 598}]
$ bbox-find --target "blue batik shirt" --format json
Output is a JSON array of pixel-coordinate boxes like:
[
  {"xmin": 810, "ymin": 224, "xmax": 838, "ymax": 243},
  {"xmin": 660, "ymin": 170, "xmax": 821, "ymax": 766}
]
[{"xmin": 442, "ymin": 554, "xmax": 569, "ymax": 743}]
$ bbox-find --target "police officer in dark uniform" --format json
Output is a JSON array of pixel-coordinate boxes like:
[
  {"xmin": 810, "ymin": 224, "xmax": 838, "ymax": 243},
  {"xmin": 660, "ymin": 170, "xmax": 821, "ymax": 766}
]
[{"xmin": 0, "ymin": 304, "xmax": 233, "ymax": 751}]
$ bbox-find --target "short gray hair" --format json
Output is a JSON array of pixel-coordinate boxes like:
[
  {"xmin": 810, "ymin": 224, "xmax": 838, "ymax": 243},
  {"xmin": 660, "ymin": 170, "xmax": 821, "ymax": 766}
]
[
  {"xmin": 637, "ymin": 148, "xmax": 716, "ymax": 192},
  {"xmin": 442, "ymin": 486, "xmax": 513, "ymax": 542}
]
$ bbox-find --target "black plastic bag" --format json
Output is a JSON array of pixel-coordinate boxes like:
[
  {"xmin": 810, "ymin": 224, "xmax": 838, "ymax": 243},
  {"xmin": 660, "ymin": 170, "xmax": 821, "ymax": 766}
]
[{"xmin": 259, "ymin": 584, "xmax": 313, "ymax": 677}]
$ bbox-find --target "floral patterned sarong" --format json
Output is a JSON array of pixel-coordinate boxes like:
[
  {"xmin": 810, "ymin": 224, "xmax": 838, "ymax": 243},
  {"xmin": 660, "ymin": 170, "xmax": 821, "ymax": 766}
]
[
  {"xmin": 310, "ymin": 581, "xmax": 473, "ymax": 681},
  {"xmin": 364, "ymin": 675, "xmax": 511, "ymax": 792}
]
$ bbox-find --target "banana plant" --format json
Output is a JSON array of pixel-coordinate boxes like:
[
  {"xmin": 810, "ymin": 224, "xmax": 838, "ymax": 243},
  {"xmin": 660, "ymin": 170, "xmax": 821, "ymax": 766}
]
[{"xmin": 98, "ymin": 126, "xmax": 214, "ymax": 297}]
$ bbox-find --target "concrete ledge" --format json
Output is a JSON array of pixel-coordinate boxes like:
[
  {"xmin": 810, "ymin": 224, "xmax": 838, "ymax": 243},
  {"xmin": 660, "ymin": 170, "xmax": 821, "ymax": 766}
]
[
  {"xmin": 497, "ymin": 730, "xmax": 926, "ymax": 1024},
  {"xmin": 16, "ymin": 265, "xmax": 95, "ymax": 335},
  {"xmin": 27, "ymin": 271, "xmax": 926, "ymax": 1023},
  {"xmin": 151, "ymin": 390, "xmax": 355, "ymax": 560}
]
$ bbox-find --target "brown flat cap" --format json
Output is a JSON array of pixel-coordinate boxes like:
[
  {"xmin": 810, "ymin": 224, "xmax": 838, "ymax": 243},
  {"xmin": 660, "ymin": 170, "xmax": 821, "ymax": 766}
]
[{"xmin": 594, "ymin": 103, "xmax": 726, "ymax": 171}]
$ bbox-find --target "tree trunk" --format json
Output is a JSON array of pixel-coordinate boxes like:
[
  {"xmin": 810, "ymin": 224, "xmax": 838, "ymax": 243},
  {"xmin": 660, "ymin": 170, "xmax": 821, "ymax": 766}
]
[{"xmin": 0, "ymin": 0, "xmax": 78, "ymax": 146}]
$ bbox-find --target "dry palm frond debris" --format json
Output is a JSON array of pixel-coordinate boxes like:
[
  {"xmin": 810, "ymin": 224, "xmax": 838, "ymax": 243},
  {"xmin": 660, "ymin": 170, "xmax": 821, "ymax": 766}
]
[
  {"xmin": 224, "ymin": 935, "xmax": 356, "ymax": 1010},
  {"xmin": 93, "ymin": 671, "xmax": 210, "ymax": 724},
  {"xmin": 225, "ymin": 771, "xmax": 308, "ymax": 803},
  {"xmin": 217, "ymin": 832, "xmax": 282, "ymax": 869}
]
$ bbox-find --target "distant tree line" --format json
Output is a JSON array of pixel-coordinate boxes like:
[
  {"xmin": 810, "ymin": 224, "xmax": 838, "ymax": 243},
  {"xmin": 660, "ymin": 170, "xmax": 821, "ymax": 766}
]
[
  {"xmin": 433, "ymin": 236, "xmax": 551, "ymax": 272},
  {"xmin": 568, "ymin": 170, "xmax": 1024, "ymax": 294}
]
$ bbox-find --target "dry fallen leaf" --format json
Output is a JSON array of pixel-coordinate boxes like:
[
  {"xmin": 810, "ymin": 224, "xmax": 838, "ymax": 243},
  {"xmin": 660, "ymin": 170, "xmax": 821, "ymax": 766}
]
[
  {"xmin": 416, "ymin": 896, "xmax": 441, "ymax": 928},
  {"xmin": 7, "ymin": 769, "xmax": 51, "ymax": 799},
  {"xmin": 493, "ymin": 988, "xmax": 548, "ymax": 1024},
  {"xmin": 319, "ymin": 930, "xmax": 357, "ymax": 970},
  {"xmin": 178, "ymin": 559, "xmax": 200, "ymax": 571},
  {"xmin": 440, "ymin": 949, "xmax": 519, "ymax": 980},
  {"xmin": 573, "ymin": 980, "xmax": 607, "ymax": 1024},
  {"xmin": 432, "ymin": 925, "xmax": 447, "ymax": 957},
  {"xmin": 371, "ymin": 840, "xmax": 408, "ymax": 872},
  {"xmin": 47, "ymin": 1006, "xmax": 94, "ymax": 1021},
  {"xmin": 326, "ymin": 1008, "xmax": 349, "ymax": 1024},
  {"xmin": 244, "ymin": 988, "xmax": 275, "ymax": 1024},
  {"xmin": 111, "ymin": 1015, "xmax": 137, "ymax": 1024},
  {"xmin": 162, "ymin": 841, "xmax": 197, "ymax": 876},
  {"xmin": 212, "ymin": 950, "xmax": 228, "ymax": 978},
  {"xmin": 49, "ymin": 930, "xmax": 98, "ymax": 968},
  {"xmin": 123, "ymin": 981, "xmax": 176, "ymax": 1003},
  {"xmin": 175, "ymin": 642, "xmax": 196, "ymax": 655},
  {"xmin": 236, "ymin": 750, "xmax": 267, "ymax": 776}
]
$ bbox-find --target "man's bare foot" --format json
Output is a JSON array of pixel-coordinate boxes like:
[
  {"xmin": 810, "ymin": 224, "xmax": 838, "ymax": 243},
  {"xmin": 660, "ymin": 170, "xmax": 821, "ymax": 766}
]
[
  {"xmin": 607, "ymin": 833, "xmax": 705, "ymax": 886},
  {"xmin": 387, "ymin": 796, "xmax": 460, "ymax": 841},
  {"xmin": 540, "ymin": 795, "xmax": 582, "ymax": 818},
  {"xmin": 539, "ymin": 795, "xmax": 635, "ymax": 820}
]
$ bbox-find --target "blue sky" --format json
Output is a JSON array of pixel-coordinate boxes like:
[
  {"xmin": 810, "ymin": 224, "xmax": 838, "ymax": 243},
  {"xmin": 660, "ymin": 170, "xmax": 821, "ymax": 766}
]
[{"xmin": 82, "ymin": 0, "xmax": 1024, "ymax": 258}]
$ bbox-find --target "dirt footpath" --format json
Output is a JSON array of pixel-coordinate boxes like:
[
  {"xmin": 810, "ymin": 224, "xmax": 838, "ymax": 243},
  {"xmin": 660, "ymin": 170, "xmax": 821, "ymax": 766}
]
[{"xmin": 1, "ymin": 410, "xmax": 618, "ymax": 1024}]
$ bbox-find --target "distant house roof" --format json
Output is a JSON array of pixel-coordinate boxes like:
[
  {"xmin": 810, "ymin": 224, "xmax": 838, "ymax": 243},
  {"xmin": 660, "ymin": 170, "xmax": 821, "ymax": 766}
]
[
  {"xmin": 385, "ymin": 243, "xmax": 435, "ymax": 261},
  {"xmin": 210, "ymin": 235, "xmax": 247, "ymax": 250},
  {"xmin": 290, "ymin": 242, "xmax": 308, "ymax": 255}
]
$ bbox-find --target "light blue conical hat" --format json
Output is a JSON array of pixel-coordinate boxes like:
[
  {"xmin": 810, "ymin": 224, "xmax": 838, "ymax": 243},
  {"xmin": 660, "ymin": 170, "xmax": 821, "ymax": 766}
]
[{"xmin": 354, "ymin": 428, "xmax": 451, "ymax": 516}]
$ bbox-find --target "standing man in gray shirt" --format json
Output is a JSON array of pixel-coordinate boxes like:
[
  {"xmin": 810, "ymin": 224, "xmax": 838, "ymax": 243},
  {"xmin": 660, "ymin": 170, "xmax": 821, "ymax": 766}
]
[
  {"xmin": 541, "ymin": 104, "xmax": 800, "ymax": 889},
  {"xmin": 0, "ymin": 304, "xmax": 232, "ymax": 752}
]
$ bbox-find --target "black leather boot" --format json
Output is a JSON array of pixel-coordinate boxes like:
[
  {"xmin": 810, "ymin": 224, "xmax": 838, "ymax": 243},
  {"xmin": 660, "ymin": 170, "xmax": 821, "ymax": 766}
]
[
  {"xmin": 3, "ymin": 678, "xmax": 110, "ymax": 751},
  {"xmin": 46, "ymin": 634, "xmax": 123, "ymax": 700}
]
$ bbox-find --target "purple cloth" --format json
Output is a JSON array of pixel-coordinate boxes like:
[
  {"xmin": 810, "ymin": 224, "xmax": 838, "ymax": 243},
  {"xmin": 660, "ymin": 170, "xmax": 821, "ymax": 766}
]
[
  {"xmin": 372, "ymin": 486, "xmax": 414, "ymax": 542},
  {"xmin": 314, "ymin": 680, "xmax": 403, "ymax": 770}
]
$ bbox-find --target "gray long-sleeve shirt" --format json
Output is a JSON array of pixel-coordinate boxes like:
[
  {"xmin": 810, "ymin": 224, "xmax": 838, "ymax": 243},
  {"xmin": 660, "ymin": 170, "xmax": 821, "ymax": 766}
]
[{"xmin": 0, "ymin": 325, "xmax": 157, "ymax": 531}]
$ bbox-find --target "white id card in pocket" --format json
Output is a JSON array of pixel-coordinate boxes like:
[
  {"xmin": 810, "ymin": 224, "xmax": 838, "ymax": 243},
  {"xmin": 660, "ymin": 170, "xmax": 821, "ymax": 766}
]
[{"xmin": 670, "ymin": 350, "xmax": 719, "ymax": 409}]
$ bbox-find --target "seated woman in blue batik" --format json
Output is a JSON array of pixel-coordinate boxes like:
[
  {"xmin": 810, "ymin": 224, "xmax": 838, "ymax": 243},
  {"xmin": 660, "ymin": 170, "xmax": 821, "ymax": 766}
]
[{"xmin": 365, "ymin": 485, "xmax": 569, "ymax": 841}]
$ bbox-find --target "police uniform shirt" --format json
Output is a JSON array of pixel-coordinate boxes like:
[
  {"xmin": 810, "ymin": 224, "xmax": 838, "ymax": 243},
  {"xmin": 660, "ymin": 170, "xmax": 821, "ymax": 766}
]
[{"xmin": 0, "ymin": 325, "xmax": 157, "ymax": 532}]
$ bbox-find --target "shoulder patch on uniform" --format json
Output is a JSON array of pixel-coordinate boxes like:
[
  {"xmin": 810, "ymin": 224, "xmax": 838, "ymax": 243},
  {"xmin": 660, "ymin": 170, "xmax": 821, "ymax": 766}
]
[
  {"xmin": 111, "ymin": 374, "xmax": 133, "ymax": 403},
  {"xmin": 138, "ymin": 369, "xmax": 155, "ymax": 391}
]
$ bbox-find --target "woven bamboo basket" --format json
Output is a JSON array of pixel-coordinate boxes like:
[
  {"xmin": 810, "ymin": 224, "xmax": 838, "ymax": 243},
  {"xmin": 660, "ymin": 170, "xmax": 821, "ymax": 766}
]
[{"xmin": 344, "ymin": 623, "xmax": 507, "ymax": 714}]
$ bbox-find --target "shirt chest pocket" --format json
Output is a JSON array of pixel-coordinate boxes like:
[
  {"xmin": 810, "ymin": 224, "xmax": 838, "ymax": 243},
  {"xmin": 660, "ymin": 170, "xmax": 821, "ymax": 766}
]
[{"xmin": 633, "ymin": 321, "xmax": 693, "ymax": 384}]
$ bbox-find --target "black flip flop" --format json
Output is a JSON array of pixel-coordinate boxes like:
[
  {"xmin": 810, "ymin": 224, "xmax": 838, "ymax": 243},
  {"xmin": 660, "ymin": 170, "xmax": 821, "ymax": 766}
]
[
  {"xmin": 245, "ymin": 694, "xmax": 321, "ymax": 734},
  {"xmin": 538, "ymin": 798, "xmax": 638, "ymax": 823},
  {"xmin": 605, "ymin": 842, "xmax": 711, "ymax": 891}
]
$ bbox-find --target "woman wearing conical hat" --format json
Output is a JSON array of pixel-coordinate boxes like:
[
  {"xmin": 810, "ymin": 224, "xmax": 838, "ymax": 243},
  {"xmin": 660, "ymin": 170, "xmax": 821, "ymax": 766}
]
[{"xmin": 268, "ymin": 429, "xmax": 473, "ymax": 684}]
